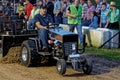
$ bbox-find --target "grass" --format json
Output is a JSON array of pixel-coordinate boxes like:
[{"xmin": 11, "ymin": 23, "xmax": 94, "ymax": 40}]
[{"xmin": 85, "ymin": 47, "xmax": 120, "ymax": 60}]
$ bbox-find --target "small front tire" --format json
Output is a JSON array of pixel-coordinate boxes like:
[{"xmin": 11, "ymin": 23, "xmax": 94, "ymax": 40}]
[
  {"xmin": 82, "ymin": 59, "xmax": 93, "ymax": 75},
  {"xmin": 56, "ymin": 59, "xmax": 66, "ymax": 75}
]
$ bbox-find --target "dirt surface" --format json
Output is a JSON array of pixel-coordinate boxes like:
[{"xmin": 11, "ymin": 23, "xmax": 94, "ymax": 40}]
[
  {"xmin": 0, "ymin": 47, "xmax": 22, "ymax": 64},
  {"xmin": 0, "ymin": 47, "xmax": 120, "ymax": 80}
]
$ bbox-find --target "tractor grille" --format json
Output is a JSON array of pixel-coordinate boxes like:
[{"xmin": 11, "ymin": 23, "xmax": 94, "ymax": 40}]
[{"xmin": 64, "ymin": 42, "xmax": 77, "ymax": 55}]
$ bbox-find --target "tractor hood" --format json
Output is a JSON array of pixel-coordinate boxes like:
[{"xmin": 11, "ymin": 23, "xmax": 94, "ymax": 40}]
[{"xmin": 49, "ymin": 27, "xmax": 78, "ymax": 42}]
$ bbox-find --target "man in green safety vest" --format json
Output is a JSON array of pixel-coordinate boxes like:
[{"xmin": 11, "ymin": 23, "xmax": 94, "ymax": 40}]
[{"xmin": 66, "ymin": 0, "xmax": 83, "ymax": 44}]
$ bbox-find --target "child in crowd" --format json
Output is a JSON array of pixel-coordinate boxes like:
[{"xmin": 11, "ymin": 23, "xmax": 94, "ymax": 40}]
[
  {"xmin": 89, "ymin": 11, "xmax": 99, "ymax": 29},
  {"xmin": 17, "ymin": 2, "xmax": 25, "ymax": 19},
  {"xmin": 100, "ymin": 3, "xmax": 109, "ymax": 28}
]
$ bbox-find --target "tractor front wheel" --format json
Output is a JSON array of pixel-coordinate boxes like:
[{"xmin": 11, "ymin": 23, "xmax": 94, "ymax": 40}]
[
  {"xmin": 56, "ymin": 59, "xmax": 66, "ymax": 75},
  {"xmin": 82, "ymin": 59, "xmax": 93, "ymax": 75}
]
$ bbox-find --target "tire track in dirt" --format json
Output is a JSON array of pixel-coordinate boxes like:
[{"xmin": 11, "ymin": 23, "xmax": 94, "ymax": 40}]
[
  {"xmin": 0, "ymin": 59, "xmax": 119, "ymax": 80},
  {"xmin": 0, "ymin": 47, "xmax": 120, "ymax": 80}
]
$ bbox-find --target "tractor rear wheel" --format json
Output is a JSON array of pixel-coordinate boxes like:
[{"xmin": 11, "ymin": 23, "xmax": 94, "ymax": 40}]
[{"xmin": 21, "ymin": 40, "xmax": 41, "ymax": 67}]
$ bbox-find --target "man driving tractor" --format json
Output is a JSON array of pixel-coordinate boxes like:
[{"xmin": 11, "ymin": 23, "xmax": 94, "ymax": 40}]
[{"xmin": 34, "ymin": 4, "xmax": 53, "ymax": 51}]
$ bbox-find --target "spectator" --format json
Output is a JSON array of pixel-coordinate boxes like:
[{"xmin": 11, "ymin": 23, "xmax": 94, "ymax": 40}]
[
  {"xmin": 46, "ymin": 0, "xmax": 54, "ymax": 22},
  {"xmin": 5, "ymin": 2, "xmax": 13, "ymax": 16},
  {"xmin": 43, "ymin": 0, "xmax": 47, "ymax": 4},
  {"xmin": 61, "ymin": 0, "xmax": 70, "ymax": 24},
  {"xmin": 36, "ymin": 0, "xmax": 43, "ymax": 8},
  {"xmin": 66, "ymin": 0, "xmax": 82, "ymax": 31},
  {"xmin": 89, "ymin": 11, "xmax": 99, "ymax": 29},
  {"xmin": 106, "ymin": 1, "xmax": 120, "ymax": 30},
  {"xmin": 52, "ymin": 0, "xmax": 56, "ymax": 3},
  {"xmin": 27, "ymin": 4, "xmax": 40, "ymax": 30},
  {"xmin": 66, "ymin": 0, "xmax": 82, "ymax": 44},
  {"xmin": 95, "ymin": 0, "xmax": 101, "ymax": 17},
  {"xmin": 100, "ymin": 0, "xmax": 109, "ymax": 9},
  {"xmin": 34, "ymin": 4, "xmax": 53, "ymax": 51},
  {"xmin": 15, "ymin": 3, "xmax": 19, "ymax": 14},
  {"xmin": 80, "ymin": 0, "xmax": 95, "ymax": 27},
  {"xmin": 54, "ymin": 0, "xmax": 62, "ymax": 24},
  {"xmin": 2, "ymin": 1, "xmax": 6, "ymax": 15},
  {"xmin": 24, "ymin": 1, "xmax": 27, "ymax": 7},
  {"xmin": 24, "ymin": 0, "xmax": 33, "ymax": 20},
  {"xmin": 95, "ymin": 0, "xmax": 101, "ymax": 11},
  {"xmin": 17, "ymin": 2, "xmax": 25, "ymax": 17},
  {"xmin": 80, "ymin": 0, "xmax": 88, "ymax": 22},
  {"xmin": 10, "ymin": 2, "xmax": 14, "ymax": 14},
  {"xmin": 100, "ymin": 3, "xmax": 109, "ymax": 28},
  {"xmin": 78, "ymin": 0, "xmax": 95, "ymax": 44}
]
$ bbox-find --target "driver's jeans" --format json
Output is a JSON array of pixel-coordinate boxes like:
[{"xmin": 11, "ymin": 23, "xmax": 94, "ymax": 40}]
[{"xmin": 38, "ymin": 28, "xmax": 49, "ymax": 48}]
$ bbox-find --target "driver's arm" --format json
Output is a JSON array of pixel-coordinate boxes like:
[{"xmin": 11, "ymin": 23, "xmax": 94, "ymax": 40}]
[
  {"xmin": 34, "ymin": 14, "xmax": 48, "ymax": 30},
  {"xmin": 35, "ymin": 22, "xmax": 48, "ymax": 30}
]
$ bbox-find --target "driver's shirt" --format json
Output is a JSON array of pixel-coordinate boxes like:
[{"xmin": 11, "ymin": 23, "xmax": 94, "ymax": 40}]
[{"xmin": 34, "ymin": 13, "xmax": 53, "ymax": 28}]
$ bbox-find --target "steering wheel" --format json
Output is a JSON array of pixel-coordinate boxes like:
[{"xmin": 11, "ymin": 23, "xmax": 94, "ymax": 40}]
[{"xmin": 49, "ymin": 23, "xmax": 59, "ymax": 28}]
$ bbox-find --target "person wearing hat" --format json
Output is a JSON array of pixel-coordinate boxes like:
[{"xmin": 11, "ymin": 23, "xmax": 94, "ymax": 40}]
[
  {"xmin": 27, "ymin": 4, "xmax": 40, "ymax": 29},
  {"xmin": 17, "ymin": 2, "xmax": 25, "ymax": 17},
  {"xmin": 36, "ymin": 0, "xmax": 43, "ymax": 8},
  {"xmin": 34, "ymin": 4, "xmax": 53, "ymax": 51},
  {"xmin": 106, "ymin": 1, "xmax": 120, "ymax": 30}
]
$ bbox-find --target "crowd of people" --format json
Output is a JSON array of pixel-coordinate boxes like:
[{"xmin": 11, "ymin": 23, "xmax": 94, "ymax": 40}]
[{"xmin": 0, "ymin": 0, "xmax": 120, "ymax": 50}]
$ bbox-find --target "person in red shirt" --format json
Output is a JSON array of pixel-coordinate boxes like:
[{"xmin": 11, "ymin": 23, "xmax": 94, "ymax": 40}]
[{"xmin": 25, "ymin": 0, "xmax": 33, "ymax": 20}]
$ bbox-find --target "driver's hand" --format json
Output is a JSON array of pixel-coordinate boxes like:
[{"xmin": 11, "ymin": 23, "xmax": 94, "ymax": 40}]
[
  {"xmin": 49, "ymin": 23, "xmax": 52, "ymax": 25},
  {"xmin": 43, "ymin": 26, "xmax": 49, "ymax": 30},
  {"xmin": 49, "ymin": 23, "xmax": 53, "ymax": 28}
]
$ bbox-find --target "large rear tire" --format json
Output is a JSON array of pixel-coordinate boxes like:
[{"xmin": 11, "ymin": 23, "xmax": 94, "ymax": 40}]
[
  {"xmin": 21, "ymin": 40, "xmax": 41, "ymax": 67},
  {"xmin": 56, "ymin": 59, "xmax": 66, "ymax": 75}
]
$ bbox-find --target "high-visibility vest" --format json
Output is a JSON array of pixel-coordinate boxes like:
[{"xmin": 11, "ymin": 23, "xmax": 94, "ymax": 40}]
[{"xmin": 68, "ymin": 5, "xmax": 82, "ymax": 24}]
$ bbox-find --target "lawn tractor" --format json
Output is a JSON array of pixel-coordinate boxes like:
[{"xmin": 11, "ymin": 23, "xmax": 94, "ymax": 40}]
[
  {"xmin": 0, "ymin": 14, "xmax": 92, "ymax": 75},
  {"xmin": 20, "ymin": 24, "xmax": 93, "ymax": 75}
]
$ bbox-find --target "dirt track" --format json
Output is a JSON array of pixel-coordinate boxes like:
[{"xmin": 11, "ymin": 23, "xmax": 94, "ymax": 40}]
[{"xmin": 0, "ymin": 47, "xmax": 120, "ymax": 80}]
